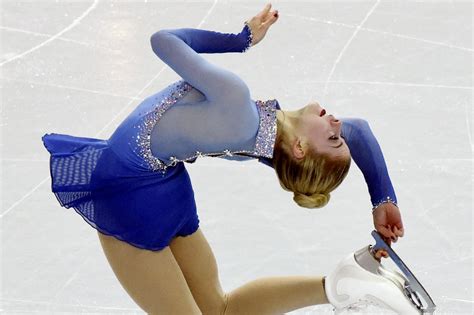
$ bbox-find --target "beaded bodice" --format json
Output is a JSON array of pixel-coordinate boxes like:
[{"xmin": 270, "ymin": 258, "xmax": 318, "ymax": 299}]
[
  {"xmin": 123, "ymin": 24, "xmax": 398, "ymax": 212},
  {"xmin": 133, "ymin": 80, "xmax": 279, "ymax": 174}
]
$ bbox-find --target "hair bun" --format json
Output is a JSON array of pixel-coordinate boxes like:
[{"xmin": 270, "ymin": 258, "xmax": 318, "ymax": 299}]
[{"xmin": 293, "ymin": 192, "xmax": 330, "ymax": 209}]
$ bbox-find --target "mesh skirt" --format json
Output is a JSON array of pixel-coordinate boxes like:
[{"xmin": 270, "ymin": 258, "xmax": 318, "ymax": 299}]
[{"xmin": 42, "ymin": 133, "xmax": 200, "ymax": 251}]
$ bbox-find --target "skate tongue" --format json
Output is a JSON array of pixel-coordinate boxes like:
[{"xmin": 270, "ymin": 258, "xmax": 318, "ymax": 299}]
[{"xmin": 371, "ymin": 230, "xmax": 436, "ymax": 314}]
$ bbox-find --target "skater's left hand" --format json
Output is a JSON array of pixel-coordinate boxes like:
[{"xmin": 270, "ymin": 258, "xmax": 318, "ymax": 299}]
[
  {"xmin": 245, "ymin": 3, "xmax": 279, "ymax": 47},
  {"xmin": 372, "ymin": 203, "xmax": 405, "ymax": 257}
]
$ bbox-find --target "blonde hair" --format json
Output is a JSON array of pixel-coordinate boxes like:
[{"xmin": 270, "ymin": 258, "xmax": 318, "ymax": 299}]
[{"xmin": 271, "ymin": 114, "xmax": 351, "ymax": 209}]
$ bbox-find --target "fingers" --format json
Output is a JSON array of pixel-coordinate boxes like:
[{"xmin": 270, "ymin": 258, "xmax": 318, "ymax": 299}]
[
  {"xmin": 393, "ymin": 225, "xmax": 404, "ymax": 238},
  {"xmin": 263, "ymin": 10, "xmax": 279, "ymax": 27},
  {"xmin": 389, "ymin": 225, "xmax": 398, "ymax": 243},
  {"xmin": 376, "ymin": 224, "xmax": 394, "ymax": 240},
  {"xmin": 376, "ymin": 228, "xmax": 393, "ymax": 246},
  {"xmin": 261, "ymin": 5, "xmax": 279, "ymax": 27},
  {"xmin": 374, "ymin": 249, "xmax": 389, "ymax": 260},
  {"xmin": 390, "ymin": 225, "xmax": 404, "ymax": 242},
  {"xmin": 394, "ymin": 224, "xmax": 404, "ymax": 237},
  {"xmin": 272, "ymin": 10, "xmax": 279, "ymax": 20},
  {"xmin": 377, "ymin": 224, "xmax": 403, "ymax": 243},
  {"xmin": 258, "ymin": 3, "xmax": 272, "ymax": 17}
]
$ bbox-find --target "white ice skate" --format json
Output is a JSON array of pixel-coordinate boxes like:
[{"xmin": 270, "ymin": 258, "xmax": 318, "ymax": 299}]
[{"xmin": 325, "ymin": 231, "xmax": 436, "ymax": 314}]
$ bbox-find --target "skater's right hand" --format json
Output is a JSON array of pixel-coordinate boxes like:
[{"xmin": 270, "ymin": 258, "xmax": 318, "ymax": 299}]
[{"xmin": 373, "ymin": 202, "xmax": 405, "ymax": 247}]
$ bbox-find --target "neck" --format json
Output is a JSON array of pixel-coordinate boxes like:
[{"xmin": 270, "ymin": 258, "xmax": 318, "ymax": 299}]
[{"xmin": 276, "ymin": 109, "xmax": 299, "ymax": 139}]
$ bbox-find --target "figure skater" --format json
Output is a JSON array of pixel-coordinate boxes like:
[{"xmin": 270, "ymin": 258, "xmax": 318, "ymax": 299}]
[{"xmin": 42, "ymin": 3, "xmax": 409, "ymax": 314}]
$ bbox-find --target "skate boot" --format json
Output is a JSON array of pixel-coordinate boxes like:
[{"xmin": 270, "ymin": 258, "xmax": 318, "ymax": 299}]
[{"xmin": 325, "ymin": 246, "xmax": 420, "ymax": 314}]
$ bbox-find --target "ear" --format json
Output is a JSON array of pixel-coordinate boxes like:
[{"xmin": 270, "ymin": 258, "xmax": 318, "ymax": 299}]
[{"xmin": 292, "ymin": 139, "xmax": 306, "ymax": 160}]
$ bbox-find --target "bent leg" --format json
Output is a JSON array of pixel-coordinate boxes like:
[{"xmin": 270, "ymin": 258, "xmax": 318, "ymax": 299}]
[
  {"xmin": 97, "ymin": 232, "xmax": 202, "ymax": 315},
  {"xmin": 169, "ymin": 227, "xmax": 329, "ymax": 315}
]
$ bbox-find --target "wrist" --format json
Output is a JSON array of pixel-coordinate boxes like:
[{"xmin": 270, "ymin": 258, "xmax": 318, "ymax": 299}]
[
  {"xmin": 241, "ymin": 21, "xmax": 254, "ymax": 52},
  {"xmin": 372, "ymin": 196, "xmax": 398, "ymax": 213}
]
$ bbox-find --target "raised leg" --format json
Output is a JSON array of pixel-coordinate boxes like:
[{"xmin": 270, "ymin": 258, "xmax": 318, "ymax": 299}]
[
  {"xmin": 169, "ymin": 227, "xmax": 329, "ymax": 315},
  {"xmin": 224, "ymin": 276, "xmax": 328, "ymax": 315}
]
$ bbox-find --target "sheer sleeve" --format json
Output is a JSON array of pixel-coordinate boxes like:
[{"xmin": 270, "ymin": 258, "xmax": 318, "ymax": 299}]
[
  {"xmin": 340, "ymin": 118, "xmax": 398, "ymax": 210},
  {"xmin": 150, "ymin": 25, "xmax": 252, "ymax": 102},
  {"xmin": 149, "ymin": 25, "xmax": 259, "ymax": 163}
]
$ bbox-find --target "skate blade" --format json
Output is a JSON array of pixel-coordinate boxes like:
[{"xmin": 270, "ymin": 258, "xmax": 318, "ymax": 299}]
[
  {"xmin": 371, "ymin": 230, "xmax": 436, "ymax": 314},
  {"xmin": 334, "ymin": 303, "xmax": 398, "ymax": 315}
]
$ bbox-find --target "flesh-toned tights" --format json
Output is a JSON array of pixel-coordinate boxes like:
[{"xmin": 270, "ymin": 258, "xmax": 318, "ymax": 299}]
[{"xmin": 98, "ymin": 228, "xmax": 328, "ymax": 315}]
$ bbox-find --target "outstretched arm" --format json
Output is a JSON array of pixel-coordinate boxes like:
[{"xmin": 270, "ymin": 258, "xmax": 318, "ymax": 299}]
[
  {"xmin": 340, "ymin": 118, "xmax": 404, "ymax": 246},
  {"xmin": 340, "ymin": 118, "xmax": 397, "ymax": 210}
]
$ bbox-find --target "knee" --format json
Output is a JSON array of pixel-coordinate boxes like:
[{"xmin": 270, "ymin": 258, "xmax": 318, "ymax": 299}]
[
  {"xmin": 221, "ymin": 293, "xmax": 229, "ymax": 315},
  {"xmin": 194, "ymin": 292, "xmax": 227, "ymax": 315},
  {"xmin": 221, "ymin": 292, "xmax": 242, "ymax": 315}
]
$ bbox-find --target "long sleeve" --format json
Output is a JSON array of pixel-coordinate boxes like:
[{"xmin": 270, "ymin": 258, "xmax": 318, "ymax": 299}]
[
  {"xmin": 148, "ymin": 25, "xmax": 260, "ymax": 164},
  {"xmin": 150, "ymin": 25, "xmax": 252, "ymax": 102},
  {"xmin": 340, "ymin": 118, "xmax": 398, "ymax": 210},
  {"xmin": 257, "ymin": 117, "xmax": 398, "ymax": 210}
]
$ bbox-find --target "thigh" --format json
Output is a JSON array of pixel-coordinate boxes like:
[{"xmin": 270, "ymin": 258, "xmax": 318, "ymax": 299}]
[
  {"xmin": 97, "ymin": 232, "xmax": 202, "ymax": 315},
  {"xmin": 169, "ymin": 228, "xmax": 227, "ymax": 315}
]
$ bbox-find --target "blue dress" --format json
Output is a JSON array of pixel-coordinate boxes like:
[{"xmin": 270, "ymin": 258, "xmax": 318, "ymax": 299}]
[{"xmin": 42, "ymin": 24, "xmax": 397, "ymax": 251}]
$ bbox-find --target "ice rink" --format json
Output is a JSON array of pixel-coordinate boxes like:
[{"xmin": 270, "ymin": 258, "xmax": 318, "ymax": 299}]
[{"xmin": 1, "ymin": 0, "xmax": 472, "ymax": 314}]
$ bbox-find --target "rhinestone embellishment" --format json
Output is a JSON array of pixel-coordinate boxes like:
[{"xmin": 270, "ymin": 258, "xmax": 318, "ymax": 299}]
[
  {"xmin": 372, "ymin": 196, "xmax": 398, "ymax": 212},
  {"xmin": 253, "ymin": 99, "xmax": 278, "ymax": 158},
  {"xmin": 134, "ymin": 80, "xmax": 193, "ymax": 173},
  {"xmin": 135, "ymin": 80, "xmax": 279, "ymax": 174}
]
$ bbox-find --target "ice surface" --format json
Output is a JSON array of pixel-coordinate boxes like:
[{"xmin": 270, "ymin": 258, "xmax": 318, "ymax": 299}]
[{"xmin": 1, "ymin": 0, "xmax": 472, "ymax": 314}]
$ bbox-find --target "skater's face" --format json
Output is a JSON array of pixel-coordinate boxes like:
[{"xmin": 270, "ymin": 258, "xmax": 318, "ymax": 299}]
[{"xmin": 293, "ymin": 102, "xmax": 350, "ymax": 159}]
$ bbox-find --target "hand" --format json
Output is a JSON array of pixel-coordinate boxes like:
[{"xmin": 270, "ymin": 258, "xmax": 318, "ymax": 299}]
[
  {"xmin": 245, "ymin": 3, "xmax": 279, "ymax": 47},
  {"xmin": 372, "ymin": 202, "xmax": 405, "ymax": 259}
]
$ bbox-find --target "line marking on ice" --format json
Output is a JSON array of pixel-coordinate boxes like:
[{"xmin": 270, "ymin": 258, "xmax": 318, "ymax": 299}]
[
  {"xmin": 0, "ymin": 0, "xmax": 220, "ymax": 219},
  {"xmin": 322, "ymin": 0, "xmax": 381, "ymax": 97},
  {"xmin": 441, "ymin": 296, "xmax": 474, "ymax": 304},
  {"xmin": 0, "ymin": 0, "xmax": 99, "ymax": 67}
]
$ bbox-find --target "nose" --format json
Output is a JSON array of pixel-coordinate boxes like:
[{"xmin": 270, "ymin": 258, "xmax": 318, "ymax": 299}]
[
  {"xmin": 328, "ymin": 115, "xmax": 342, "ymax": 135},
  {"xmin": 328, "ymin": 114, "xmax": 339, "ymax": 123},
  {"xmin": 311, "ymin": 102, "xmax": 322, "ymax": 113}
]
